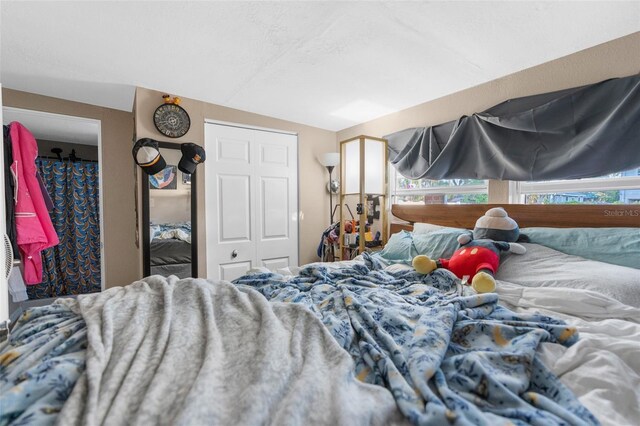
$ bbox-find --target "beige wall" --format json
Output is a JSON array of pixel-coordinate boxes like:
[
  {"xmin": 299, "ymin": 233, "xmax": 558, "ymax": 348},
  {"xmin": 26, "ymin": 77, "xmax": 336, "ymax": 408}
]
[
  {"xmin": 2, "ymin": 88, "xmax": 139, "ymax": 288},
  {"xmin": 135, "ymin": 87, "xmax": 337, "ymax": 273},
  {"xmin": 337, "ymin": 32, "xmax": 640, "ymax": 202}
]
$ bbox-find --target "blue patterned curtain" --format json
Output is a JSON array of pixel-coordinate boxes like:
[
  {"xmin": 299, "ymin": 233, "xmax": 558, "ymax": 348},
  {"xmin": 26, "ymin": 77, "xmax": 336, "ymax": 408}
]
[{"xmin": 27, "ymin": 159, "xmax": 101, "ymax": 298}]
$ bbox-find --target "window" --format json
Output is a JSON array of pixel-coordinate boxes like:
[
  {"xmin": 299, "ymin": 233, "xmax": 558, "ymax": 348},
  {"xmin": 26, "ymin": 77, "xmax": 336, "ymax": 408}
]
[
  {"xmin": 511, "ymin": 168, "xmax": 640, "ymax": 205},
  {"xmin": 390, "ymin": 167, "xmax": 488, "ymax": 205}
]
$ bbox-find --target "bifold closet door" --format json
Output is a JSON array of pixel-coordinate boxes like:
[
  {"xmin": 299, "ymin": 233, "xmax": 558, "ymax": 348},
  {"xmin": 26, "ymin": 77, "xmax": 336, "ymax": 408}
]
[{"xmin": 204, "ymin": 123, "xmax": 298, "ymax": 281}]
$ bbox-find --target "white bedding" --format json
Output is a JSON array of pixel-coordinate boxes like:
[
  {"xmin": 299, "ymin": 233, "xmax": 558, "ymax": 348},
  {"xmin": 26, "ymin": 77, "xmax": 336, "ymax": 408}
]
[
  {"xmin": 497, "ymin": 283, "xmax": 640, "ymax": 426},
  {"xmin": 498, "ymin": 243, "xmax": 640, "ymax": 307},
  {"xmin": 496, "ymin": 243, "xmax": 640, "ymax": 424}
]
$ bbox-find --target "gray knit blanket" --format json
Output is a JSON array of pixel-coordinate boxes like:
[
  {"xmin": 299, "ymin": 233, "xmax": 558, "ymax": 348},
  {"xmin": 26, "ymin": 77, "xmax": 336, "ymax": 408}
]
[{"xmin": 23, "ymin": 276, "xmax": 403, "ymax": 425}]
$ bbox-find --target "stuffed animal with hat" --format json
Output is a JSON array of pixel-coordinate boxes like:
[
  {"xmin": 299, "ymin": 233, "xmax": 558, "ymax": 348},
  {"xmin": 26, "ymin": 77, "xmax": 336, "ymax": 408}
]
[{"xmin": 412, "ymin": 207, "xmax": 526, "ymax": 293}]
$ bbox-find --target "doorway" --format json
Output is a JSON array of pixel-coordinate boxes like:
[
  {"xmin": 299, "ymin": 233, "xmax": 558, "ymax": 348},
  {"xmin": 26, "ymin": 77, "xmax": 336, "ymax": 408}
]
[{"xmin": 3, "ymin": 107, "xmax": 104, "ymax": 309}]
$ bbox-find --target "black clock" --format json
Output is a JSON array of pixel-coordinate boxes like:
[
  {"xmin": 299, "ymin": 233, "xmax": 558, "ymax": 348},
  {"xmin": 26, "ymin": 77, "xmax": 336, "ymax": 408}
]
[{"xmin": 153, "ymin": 103, "xmax": 191, "ymax": 138}]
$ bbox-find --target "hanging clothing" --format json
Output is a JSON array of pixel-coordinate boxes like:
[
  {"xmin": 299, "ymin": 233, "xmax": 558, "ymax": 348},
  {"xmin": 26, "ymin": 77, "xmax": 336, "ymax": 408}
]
[
  {"xmin": 28, "ymin": 158, "xmax": 101, "ymax": 298},
  {"xmin": 9, "ymin": 122, "xmax": 59, "ymax": 285},
  {"xmin": 3, "ymin": 125, "xmax": 19, "ymax": 258}
]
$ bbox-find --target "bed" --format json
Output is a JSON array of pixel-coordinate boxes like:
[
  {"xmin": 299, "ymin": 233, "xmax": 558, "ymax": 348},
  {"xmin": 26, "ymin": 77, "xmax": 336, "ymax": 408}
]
[
  {"xmin": 149, "ymin": 239, "xmax": 191, "ymax": 278},
  {"xmin": 149, "ymin": 222, "xmax": 192, "ymax": 278},
  {"xmin": 1, "ymin": 204, "xmax": 638, "ymax": 425}
]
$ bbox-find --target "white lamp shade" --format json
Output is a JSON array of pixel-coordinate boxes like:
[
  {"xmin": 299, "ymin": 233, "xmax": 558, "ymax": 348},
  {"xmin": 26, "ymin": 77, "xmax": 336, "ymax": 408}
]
[
  {"xmin": 342, "ymin": 137, "xmax": 385, "ymax": 195},
  {"xmin": 319, "ymin": 152, "xmax": 340, "ymax": 167},
  {"xmin": 344, "ymin": 141, "xmax": 360, "ymax": 194},
  {"xmin": 364, "ymin": 139, "xmax": 384, "ymax": 194}
]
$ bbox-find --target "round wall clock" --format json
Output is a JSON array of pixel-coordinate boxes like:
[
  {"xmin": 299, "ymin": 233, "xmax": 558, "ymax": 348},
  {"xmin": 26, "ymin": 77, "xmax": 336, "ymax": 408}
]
[{"xmin": 153, "ymin": 103, "xmax": 191, "ymax": 138}]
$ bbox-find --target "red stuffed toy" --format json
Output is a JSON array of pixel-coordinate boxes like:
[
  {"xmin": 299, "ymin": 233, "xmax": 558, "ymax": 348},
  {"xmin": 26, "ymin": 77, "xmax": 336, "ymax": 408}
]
[{"xmin": 413, "ymin": 208, "xmax": 526, "ymax": 293}]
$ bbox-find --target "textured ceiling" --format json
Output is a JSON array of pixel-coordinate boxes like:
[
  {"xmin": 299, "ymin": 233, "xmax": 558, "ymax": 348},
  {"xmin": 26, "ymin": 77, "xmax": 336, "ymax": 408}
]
[{"xmin": 1, "ymin": 1, "xmax": 639, "ymax": 131}]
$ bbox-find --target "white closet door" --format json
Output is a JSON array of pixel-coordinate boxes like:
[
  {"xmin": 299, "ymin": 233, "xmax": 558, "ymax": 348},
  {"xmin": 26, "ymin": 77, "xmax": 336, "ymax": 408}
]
[
  {"xmin": 205, "ymin": 123, "xmax": 298, "ymax": 281},
  {"xmin": 254, "ymin": 130, "xmax": 298, "ymax": 272}
]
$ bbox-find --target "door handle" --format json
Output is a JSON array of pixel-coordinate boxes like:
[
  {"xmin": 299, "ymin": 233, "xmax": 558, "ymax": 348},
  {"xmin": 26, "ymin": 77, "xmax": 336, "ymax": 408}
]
[{"xmin": 231, "ymin": 249, "xmax": 238, "ymax": 259}]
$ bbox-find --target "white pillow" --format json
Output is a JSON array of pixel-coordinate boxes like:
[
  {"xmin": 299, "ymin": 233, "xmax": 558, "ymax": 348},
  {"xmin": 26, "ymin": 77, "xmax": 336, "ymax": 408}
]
[
  {"xmin": 412, "ymin": 222, "xmax": 449, "ymax": 234},
  {"xmin": 497, "ymin": 243, "xmax": 640, "ymax": 308}
]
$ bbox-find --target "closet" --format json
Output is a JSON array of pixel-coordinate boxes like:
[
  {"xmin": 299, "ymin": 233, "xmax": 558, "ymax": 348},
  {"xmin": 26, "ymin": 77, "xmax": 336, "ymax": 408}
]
[
  {"xmin": 2, "ymin": 108, "xmax": 103, "ymax": 321},
  {"xmin": 204, "ymin": 122, "xmax": 298, "ymax": 281}
]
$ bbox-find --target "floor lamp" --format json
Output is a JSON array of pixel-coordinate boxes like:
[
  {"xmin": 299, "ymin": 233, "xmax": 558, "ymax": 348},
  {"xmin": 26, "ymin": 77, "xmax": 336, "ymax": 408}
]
[
  {"xmin": 339, "ymin": 136, "xmax": 387, "ymax": 258},
  {"xmin": 319, "ymin": 152, "xmax": 340, "ymax": 224}
]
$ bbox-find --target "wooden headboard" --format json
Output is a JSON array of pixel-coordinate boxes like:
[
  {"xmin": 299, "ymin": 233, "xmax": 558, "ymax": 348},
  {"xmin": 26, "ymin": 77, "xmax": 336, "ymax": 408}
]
[{"xmin": 391, "ymin": 204, "xmax": 640, "ymax": 234}]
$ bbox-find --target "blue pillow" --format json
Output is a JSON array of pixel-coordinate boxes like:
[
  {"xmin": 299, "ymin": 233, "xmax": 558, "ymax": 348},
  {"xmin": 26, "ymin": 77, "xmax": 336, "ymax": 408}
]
[
  {"xmin": 413, "ymin": 229, "xmax": 469, "ymax": 260},
  {"xmin": 377, "ymin": 229, "xmax": 469, "ymax": 264},
  {"xmin": 376, "ymin": 231, "xmax": 413, "ymax": 262},
  {"xmin": 520, "ymin": 227, "xmax": 640, "ymax": 269}
]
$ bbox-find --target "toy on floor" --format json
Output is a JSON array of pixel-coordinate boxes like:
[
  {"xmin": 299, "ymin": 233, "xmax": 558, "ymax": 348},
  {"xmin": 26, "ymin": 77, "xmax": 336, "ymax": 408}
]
[{"xmin": 413, "ymin": 207, "xmax": 526, "ymax": 293}]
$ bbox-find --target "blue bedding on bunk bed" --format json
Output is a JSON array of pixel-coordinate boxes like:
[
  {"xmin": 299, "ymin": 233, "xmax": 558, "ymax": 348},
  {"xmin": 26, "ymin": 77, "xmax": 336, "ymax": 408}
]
[{"xmin": 0, "ymin": 257, "xmax": 598, "ymax": 425}]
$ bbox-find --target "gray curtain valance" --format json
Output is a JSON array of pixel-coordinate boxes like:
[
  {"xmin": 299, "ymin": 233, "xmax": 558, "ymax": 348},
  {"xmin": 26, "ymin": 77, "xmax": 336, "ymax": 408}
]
[{"xmin": 385, "ymin": 74, "xmax": 640, "ymax": 181}]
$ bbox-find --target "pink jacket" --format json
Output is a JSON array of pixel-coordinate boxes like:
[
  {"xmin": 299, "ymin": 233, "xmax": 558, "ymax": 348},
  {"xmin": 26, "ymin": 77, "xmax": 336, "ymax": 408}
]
[{"xmin": 10, "ymin": 122, "xmax": 59, "ymax": 284}]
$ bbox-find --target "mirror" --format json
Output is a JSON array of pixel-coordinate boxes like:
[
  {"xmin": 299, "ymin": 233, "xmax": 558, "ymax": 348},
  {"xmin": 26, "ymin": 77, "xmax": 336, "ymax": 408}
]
[{"xmin": 142, "ymin": 142, "xmax": 197, "ymax": 278}]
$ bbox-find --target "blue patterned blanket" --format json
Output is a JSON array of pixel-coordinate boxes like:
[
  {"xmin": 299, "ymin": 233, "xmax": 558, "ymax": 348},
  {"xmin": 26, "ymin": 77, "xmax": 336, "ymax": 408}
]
[
  {"xmin": 0, "ymin": 305, "xmax": 86, "ymax": 425},
  {"xmin": 1, "ymin": 259, "xmax": 598, "ymax": 425},
  {"xmin": 233, "ymin": 259, "xmax": 599, "ymax": 425}
]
